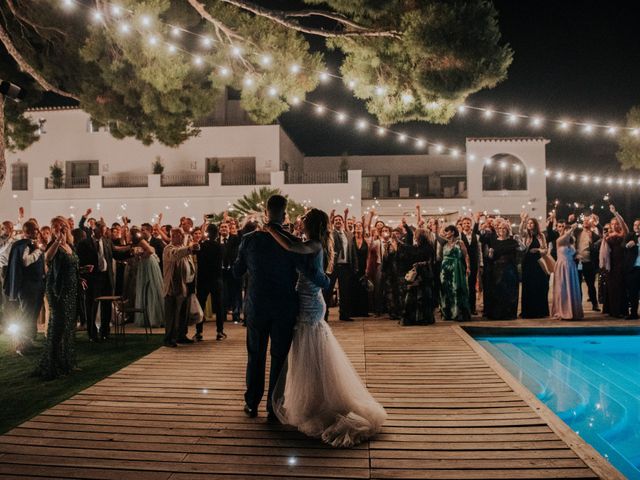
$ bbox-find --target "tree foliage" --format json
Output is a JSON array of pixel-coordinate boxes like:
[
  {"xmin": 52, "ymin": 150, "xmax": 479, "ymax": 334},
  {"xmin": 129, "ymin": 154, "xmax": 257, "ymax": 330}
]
[
  {"xmin": 231, "ymin": 186, "xmax": 305, "ymax": 220},
  {"xmin": 0, "ymin": 0, "xmax": 512, "ymax": 188},
  {"xmin": 616, "ymin": 106, "xmax": 640, "ymax": 170}
]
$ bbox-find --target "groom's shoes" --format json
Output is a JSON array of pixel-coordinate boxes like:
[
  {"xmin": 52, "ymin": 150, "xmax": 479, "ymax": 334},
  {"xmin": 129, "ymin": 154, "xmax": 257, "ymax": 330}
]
[
  {"xmin": 243, "ymin": 404, "xmax": 258, "ymax": 418},
  {"xmin": 266, "ymin": 410, "xmax": 279, "ymax": 423}
]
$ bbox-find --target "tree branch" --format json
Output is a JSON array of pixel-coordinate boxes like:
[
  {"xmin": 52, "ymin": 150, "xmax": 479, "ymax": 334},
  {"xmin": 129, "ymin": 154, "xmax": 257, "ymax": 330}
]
[
  {"xmin": 185, "ymin": 0, "xmax": 247, "ymax": 44},
  {"xmin": 0, "ymin": 22, "xmax": 79, "ymax": 101},
  {"xmin": 284, "ymin": 9, "xmax": 372, "ymax": 31},
  {"xmin": 218, "ymin": 0, "xmax": 401, "ymax": 38},
  {"xmin": 6, "ymin": 0, "xmax": 68, "ymax": 39}
]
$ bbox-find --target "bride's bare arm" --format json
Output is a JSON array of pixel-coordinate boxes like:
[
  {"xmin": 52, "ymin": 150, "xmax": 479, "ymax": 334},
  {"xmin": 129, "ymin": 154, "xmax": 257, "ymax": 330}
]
[{"xmin": 265, "ymin": 225, "xmax": 321, "ymax": 254}]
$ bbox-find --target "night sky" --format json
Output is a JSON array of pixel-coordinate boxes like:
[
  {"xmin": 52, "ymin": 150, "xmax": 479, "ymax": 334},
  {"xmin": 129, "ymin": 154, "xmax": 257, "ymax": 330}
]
[{"xmin": 279, "ymin": 0, "xmax": 640, "ymax": 219}]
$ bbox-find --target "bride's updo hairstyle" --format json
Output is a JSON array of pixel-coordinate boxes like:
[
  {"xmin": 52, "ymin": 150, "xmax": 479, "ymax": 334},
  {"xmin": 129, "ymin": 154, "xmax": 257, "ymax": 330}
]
[{"xmin": 303, "ymin": 208, "xmax": 334, "ymax": 274}]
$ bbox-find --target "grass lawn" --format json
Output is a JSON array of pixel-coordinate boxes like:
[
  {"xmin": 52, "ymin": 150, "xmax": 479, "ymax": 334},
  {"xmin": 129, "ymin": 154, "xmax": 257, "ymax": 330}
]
[{"xmin": 0, "ymin": 331, "xmax": 163, "ymax": 434}]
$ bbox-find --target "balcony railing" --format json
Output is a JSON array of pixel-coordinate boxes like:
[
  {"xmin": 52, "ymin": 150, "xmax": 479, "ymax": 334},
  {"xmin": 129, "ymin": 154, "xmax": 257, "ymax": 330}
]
[
  {"xmin": 221, "ymin": 172, "xmax": 271, "ymax": 186},
  {"xmin": 285, "ymin": 171, "xmax": 348, "ymax": 184},
  {"xmin": 102, "ymin": 175, "xmax": 148, "ymax": 188},
  {"xmin": 45, "ymin": 177, "xmax": 90, "ymax": 189},
  {"xmin": 161, "ymin": 174, "xmax": 208, "ymax": 187}
]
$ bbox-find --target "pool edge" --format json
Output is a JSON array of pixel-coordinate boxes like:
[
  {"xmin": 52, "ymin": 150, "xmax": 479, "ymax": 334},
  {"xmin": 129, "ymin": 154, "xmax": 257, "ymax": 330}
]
[{"xmin": 452, "ymin": 324, "xmax": 625, "ymax": 480}]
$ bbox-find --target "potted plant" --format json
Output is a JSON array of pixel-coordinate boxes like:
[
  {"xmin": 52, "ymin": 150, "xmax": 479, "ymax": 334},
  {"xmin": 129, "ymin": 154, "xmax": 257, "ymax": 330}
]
[
  {"xmin": 151, "ymin": 156, "xmax": 165, "ymax": 174},
  {"xmin": 49, "ymin": 161, "xmax": 64, "ymax": 189},
  {"xmin": 208, "ymin": 159, "xmax": 221, "ymax": 173}
]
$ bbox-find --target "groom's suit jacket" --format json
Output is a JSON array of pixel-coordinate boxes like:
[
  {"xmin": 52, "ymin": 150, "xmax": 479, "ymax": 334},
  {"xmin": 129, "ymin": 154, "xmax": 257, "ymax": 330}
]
[{"xmin": 232, "ymin": 224, "xmax": 329, "ymax": 321}]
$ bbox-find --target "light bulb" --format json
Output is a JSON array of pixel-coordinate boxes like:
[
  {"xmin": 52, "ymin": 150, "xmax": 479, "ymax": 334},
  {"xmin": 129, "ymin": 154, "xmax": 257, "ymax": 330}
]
[
  {"xmin": 193, "ymin": 56, "xmax": 203, "ymax": 66},
  {"xmin": 231, "ymin": 46, "xmax": 243, "ymax": 57},
  {"xmin": 374, "ymin": 86, "xmax": 386, "ymax": 96},
  {"xmin": 451, "ymin": 149, "xmax": 460, "ymax": 157},
  {"xmin": 483, "ymin": 109, "xmax": 493, "ymax": 118},
  {"xmin": 111, "ymin": 5, "xmax": 122, "ymax": 16},
  {"xmin": 435, "ymin": 144, "xmax": 443, "ymax": 153},
  {"xmin": 356, "ymin": 119, "xmax": 368, "ymax": 130},
  {"xmin": 468, "ymin": 154, "xmax": 476, "ymax": 161},
  {"xmin": 268, "ymin": 86, "xmax": 278, "ymax": 97},
  {"xmin": 398, "ymin": 133, "xmax": 407, "ymax": 143},
  {"xmin": 260, "ymin": 54, "xmax": 272, "ymax": 66},
  {"xmin": 147, "ymin": 36, "xmax": 158, "ymax": 46},
  {"xmin": 336, "ymin": 112, "xmax": 346, "ymax": 122},
  {"xmin": 201, "ymin": 36, "xmax": 213, "ymax": 48},
  {"xmin": 140, "ymin": 15, "xmax": 152, "ymax": 27},
  {"xmin": 119, "ymin": 22, "xmax": 131, "ymax": 34},
  {"xmin": 347, "ymin": 79, "xmax": 357, "ymax": 89},
  {"xmin": 171, "ymin": 26, "xmax": 181, "ymax": 37},
  {"xmin": 607, "ymin": 126, "xmax": 617, "ymax": 135},
  {"xmin": 559, "ymin": 121, "xmax": 569, "ymax": 130},
  {"xmin": 92, "ymin": 10, "xmax": 103, "ymax": 22},
  {"xmin": 219, "ymin": 67, "xmax": 230, "ymax": 76},
  {"xmin": 376, "ymin": 126, "xmax": 386, "ymax": 136},
  {"xmin": 401, "ymin": 93, "xmax": 414, "ymax": 105},
  {"xmin": 243, "ymin": 77, "xmax": 254, "ymax": 87},
  {"xmin": 531, "ymin": 117, "xmax": 543, "ymax": 127},
  {"xmin": 416, "ymin": 139, "xmax": 426, "ymax": 148},
  {"xmin": 583, "ymin": 124, "xmax": 594, "ymax": 134},
  {"xmin": 167, "ymin": 44, "xmax": 177, "ymax": 54},
  {"xmin": 632, "ymin": 129, "xmax": 640, "ymax": 137},
  {"xmin": 315, "ymin": 105, "xmax": 325, "ymax": 115},
  {"xmin": 290, "ymin": 64, "xmax": 301, "ymax": 74},
  {"xmin": 457, "ymin": 105, "xmax": 467, "ymax": 114},
  {"xmin": 508, "ymin": 113, "xmax": 518, "ymax": 124},
  {"xmin": 319, "ymin": 71, "xmax": 330, "ymax": 82},
  {"xmin": 291, "ymin": 96, "xmax": 301, "ymax": 106}
]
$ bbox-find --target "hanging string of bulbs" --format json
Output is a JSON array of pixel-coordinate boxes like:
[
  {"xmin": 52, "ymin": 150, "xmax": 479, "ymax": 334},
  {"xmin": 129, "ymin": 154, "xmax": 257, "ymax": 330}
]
[{"xmin": 56, "ymin": 0, "xmax": 640, "ymax": 190}]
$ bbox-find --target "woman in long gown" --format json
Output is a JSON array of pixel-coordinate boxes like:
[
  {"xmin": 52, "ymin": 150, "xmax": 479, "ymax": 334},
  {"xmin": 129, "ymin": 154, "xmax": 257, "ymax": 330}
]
[
  {"xmin": 131, "ymin": 227, "xmax": 164, "ymax": 328},
  {"xmin": 402, "ymin": 230, "xmax": 436, "ymax": 325},
  {"xmin": 351, "ymin": 221, "xmax": 369, "ymax": 317},
  {"xmin": 552, "ymin": 224, "xmax": 583, "ymax": 320},
  {"xmin": 265, "ymin": 209, "xmax": 387, "ymax": 448},
  {"xmin": 604, "ymin": 205, "xmax": 628, "ymax": 318},
  {"xmin": 36, "ymin": 217, "xmax": 80, "ymax": 379},
  {"xmin": 485, "ymin": 222, "xmax": 521, "ymax": 320},
  {"xmin": 439, "ymin": 225, "xmax": 471, "ymax": 321},
  {"xmin": 519, "ymin": 214, "xmax": 549, "ymax": 318}
]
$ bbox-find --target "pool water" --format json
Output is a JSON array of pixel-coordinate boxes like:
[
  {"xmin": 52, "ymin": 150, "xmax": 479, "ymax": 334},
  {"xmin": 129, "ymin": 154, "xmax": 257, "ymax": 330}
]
[{"xmin": 476, "ymin": 334, "xmax": 640, "ymax": 480}]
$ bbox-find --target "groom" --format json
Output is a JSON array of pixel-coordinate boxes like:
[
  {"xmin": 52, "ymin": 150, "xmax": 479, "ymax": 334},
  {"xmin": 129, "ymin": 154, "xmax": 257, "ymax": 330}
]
[{"xmin": 233, "ymin": 195, "xmax": 301, "ymax": 420}]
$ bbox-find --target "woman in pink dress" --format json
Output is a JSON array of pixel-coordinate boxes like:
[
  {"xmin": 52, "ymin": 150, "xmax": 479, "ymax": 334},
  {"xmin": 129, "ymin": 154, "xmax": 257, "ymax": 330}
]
[{"xmin": 552, "ymin": 223, "xmax": 583, "ymax": 320}]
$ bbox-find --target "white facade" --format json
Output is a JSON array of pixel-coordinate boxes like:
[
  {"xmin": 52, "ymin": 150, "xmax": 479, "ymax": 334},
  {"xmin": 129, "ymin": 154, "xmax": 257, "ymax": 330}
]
[{"xmin": 1, "ymin": 106, "xmax": 547, "ymax": 226}]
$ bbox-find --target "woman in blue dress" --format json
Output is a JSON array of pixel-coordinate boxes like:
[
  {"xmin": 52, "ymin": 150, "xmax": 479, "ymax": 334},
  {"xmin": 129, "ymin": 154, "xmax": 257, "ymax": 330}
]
[{"xmin": 265, "ymin": 209, "xmax": 386, "ymax": 447}]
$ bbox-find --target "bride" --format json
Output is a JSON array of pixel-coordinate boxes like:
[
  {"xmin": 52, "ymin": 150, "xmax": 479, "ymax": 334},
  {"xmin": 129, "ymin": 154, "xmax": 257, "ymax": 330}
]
[{"xmin": 264, "ymin": 208, "xmax": 386, "ymax": 448}]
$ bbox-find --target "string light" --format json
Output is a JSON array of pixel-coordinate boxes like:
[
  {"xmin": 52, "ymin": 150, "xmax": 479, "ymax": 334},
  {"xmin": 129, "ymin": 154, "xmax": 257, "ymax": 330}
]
[{"xmin": 56, "ymin": 0, "xmax": 640, "ymax": 190}]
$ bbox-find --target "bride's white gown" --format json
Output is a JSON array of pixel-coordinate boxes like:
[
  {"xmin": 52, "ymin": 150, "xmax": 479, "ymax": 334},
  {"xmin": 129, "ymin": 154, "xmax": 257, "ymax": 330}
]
[{"xmin": 273, "ymin": 251, "xmax": 387, "ymax": 447}]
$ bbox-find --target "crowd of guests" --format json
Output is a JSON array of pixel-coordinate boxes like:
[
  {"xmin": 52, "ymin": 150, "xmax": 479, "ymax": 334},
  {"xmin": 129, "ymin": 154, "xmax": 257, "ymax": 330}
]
[{"xmin": 1, "ymin": 202, "xmax": 640, "ymax": 378}]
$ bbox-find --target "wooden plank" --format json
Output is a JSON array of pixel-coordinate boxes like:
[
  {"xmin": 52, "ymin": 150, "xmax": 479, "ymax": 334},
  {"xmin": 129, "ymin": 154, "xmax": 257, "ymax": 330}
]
[{"xmin": 0, "ymin": 318, "xmax": 613, "ymax": 479}]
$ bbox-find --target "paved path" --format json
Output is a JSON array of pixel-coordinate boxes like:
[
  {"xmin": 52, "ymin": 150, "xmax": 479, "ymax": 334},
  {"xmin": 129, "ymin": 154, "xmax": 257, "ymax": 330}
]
[{"xmin": 0, "ymin": 316, "xmax": 623, "ymax": 479}]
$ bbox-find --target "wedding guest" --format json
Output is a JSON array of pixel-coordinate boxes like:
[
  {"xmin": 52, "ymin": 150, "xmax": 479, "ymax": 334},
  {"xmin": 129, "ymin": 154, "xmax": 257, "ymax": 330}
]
[
  {"xmin": 0, "ymin": 221, "xmax": 16, "ymax": 327},
  {"xmin": 132, "ymin": 226, "xmax": 163, "ymax": 328},
  {"xmin": 439, "ymin": 225, "xmax": 471, "ymax": 321},
  {"xmin": 195, "ymin": 223, "xmax": 226, "ymax": 341},
  {"xmin": 552, "ymin": 224, "xmax": 584, "ymax": 320},
  {"xmin": 327, "ymin": 215, "xmax": 356, "ymax": 321},
  {"xmin": 604, "ymin": 205, "xmax": 628, "ymax": 318},
  {"xmin": 485, "ymin": 222, "xmax": 521, "ymax": 320},
  {"xmin": 141, "ymin": 222, "xmax": 165, "ymax": 271},
  {"xmin": 573, "ymin": 215, "xmax": 601, "ymax": 312},
  {"xmin": 3, "ymin": 220, "xmax": 45, "ymax": 352},
  {"xmin": 36, "ymin": 217, "xmax": 79, "ymax": 379},
  {"xmin": 624, "ymin": 220, "xmax": 640, "ymax": 319},
  {"xmin": 351, "ymin": 221, "xmax": 370, "ymax": 317},
  {"xmin": 162, "ymin": 228, "xmax": 199, "ymax": 347},
  {"xmin": 519, "ymin": 213, "xmax": 549, "ymax": 318},
  {"xmin": 220, "ymin": 221, "xmax": 242, "ymax": 323},
  {"xmin": 402, "ymin": 229, "xmax": 436, "ymax": 325},
  {"xmin": 460, "ymin": 215, "xmax": 482, "ymax": 315}
]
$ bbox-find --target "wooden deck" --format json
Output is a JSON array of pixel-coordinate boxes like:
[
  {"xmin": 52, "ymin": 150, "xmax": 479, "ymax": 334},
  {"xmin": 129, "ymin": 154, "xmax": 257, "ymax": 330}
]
[{"xmin": 0, "ymin": 316, "xmax": 624, "ymax": 479}]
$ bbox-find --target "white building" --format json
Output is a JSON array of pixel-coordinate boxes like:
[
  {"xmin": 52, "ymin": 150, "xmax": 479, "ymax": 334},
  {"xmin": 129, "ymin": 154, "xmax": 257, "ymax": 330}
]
[{"xmin": 1, "ymin": 96, "xmax": 548, "ymax": 226}]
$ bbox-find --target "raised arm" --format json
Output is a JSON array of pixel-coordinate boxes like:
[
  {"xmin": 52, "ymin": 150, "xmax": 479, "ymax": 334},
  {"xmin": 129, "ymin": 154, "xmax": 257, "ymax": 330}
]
[
  {"xmin": 265, "ymin": 225, "xmax": 321, "ymax": 255},
  {"xmin": 557, "ymin": 224, "xmax": 578, "ymax": 247},
  {"xmin": 610, "ymin": 205, "xmax": 629, "ymax": 237}
]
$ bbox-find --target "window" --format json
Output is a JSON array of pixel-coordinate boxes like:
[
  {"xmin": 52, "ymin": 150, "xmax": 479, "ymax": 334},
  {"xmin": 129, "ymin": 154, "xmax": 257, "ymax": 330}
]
[
  {"xmin": 482, "ymin": 154, "xmax": 527, "ymax": 191},
  {"xmin": 11, "ymin": 163, "xmax": 28, "ymax": 191},
  {"xmin": 398, "ymin": 175, "xmax": 429, "ymax": 198},
  {"xmin": 66, "ymin": 160, "xmax": 98, "ymax": 188},
  {"xmin": 362, "ymin": 175, "xmax": 390, "ymax": 198}
]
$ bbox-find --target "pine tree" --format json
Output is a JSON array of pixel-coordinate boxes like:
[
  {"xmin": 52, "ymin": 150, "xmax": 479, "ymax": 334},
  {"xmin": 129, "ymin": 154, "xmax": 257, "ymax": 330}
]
[{"xmin": 0, "ymin": 0, "xmax": 512, "ymax": 190}]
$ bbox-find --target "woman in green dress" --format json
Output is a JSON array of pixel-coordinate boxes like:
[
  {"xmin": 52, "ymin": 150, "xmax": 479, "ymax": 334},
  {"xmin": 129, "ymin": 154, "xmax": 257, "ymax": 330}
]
[
  {"xmin": 36, "ymin": 216, "xmax": 80, "ymax": 380},
  {"xmin": 439, "ymin": 225, "xmax": 471, "ymax": 321}
]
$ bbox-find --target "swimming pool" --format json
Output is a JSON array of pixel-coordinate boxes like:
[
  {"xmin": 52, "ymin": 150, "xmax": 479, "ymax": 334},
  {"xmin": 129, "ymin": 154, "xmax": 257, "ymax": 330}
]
[{"xmin": 475, "ymin": 332, "xmax": 640, "ymax": 480}]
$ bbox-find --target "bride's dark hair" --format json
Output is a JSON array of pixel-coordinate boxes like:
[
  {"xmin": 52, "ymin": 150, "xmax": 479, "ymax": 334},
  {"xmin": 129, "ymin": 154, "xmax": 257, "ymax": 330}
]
[{"xmin": 303, "ymin": 208, "xmax": 334, "ymax": 274}]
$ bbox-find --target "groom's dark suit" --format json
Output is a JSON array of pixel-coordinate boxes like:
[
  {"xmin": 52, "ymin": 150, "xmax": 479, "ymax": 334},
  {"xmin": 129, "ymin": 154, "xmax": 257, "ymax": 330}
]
[{"xmin": 233, "ymin": 223, "xmax": 328, "ymax": 415}]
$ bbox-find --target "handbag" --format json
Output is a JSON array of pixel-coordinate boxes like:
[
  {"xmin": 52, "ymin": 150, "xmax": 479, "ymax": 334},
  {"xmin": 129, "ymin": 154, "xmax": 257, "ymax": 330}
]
[
  {"xmin": 360, "ymin": 275, "xmax": 374, "ymax": 293},
  {"xmin": 538, "ymin": 253, "xmax": 556, "ymax": 276},
  {"xmin": 188, "ymin": 293, "xmax": 204, "ymax": 325},
  {"xmin": 404, "ymin": 266, "xmax": 418, "ymax": 283}
]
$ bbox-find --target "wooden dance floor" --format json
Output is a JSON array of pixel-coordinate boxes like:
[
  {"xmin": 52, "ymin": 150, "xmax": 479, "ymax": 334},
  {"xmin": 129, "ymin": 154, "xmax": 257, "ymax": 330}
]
[{"xmin": 0, "ymin": 315, "xmax": 623, "ymax": 479}]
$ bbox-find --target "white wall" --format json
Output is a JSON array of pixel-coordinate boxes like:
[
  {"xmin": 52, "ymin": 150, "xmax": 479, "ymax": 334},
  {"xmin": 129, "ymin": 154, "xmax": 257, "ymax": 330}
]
[
  {"xmin": 466, "ymin": 138, "xmax": 548, "ymax": 220},
  {"xmin": 1, "ymin": 108, "xmax": 287, "ymax": 219},
  {"xmin": 27, "ymin": 171, "xmax": 361, "ymax": 226}
]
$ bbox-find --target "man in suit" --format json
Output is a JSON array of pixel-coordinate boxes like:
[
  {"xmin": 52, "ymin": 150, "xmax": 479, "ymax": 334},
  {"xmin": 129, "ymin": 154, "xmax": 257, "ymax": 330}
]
[
  {"xmin": 195, "ymin": 223, "xmax": 225, "ymax": 341},
  {"xmin": 77, "ymin": 221, "xmax": 116, "ymax": 341},
  {"xmin": 624, "ymin": 219, "xmax": 640, "ymax": 319},
  {"xmin": 572, "ymin": 215, "xmax": 602, "ymax": 312},
  {"xmin": 233, "ymin": 195, "xmax": 328, "ymax": 420},
  {"xmin": 326, "ymin": 214, "xmax": 356, "ymax": 321},
  {"xmin": 220, "ymin": 221, "xmax": 242, "ymax": 323},
  {"xmin": 460, "ymin": 216, "xmax": 482, "ymax": 315},
  {"xmin": 141, "ymin": 222, "xmax": 165, "ymax": 270},
  {"xmin": 163, "ymin": 228, "xmax": 199, "ymax": 347}
]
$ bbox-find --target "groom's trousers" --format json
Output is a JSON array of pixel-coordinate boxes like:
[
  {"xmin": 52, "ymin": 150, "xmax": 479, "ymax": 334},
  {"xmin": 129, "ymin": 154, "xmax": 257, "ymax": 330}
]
[{"xmin": 245, "ymin": 312, "xmax": 296, "ymax": 413}]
